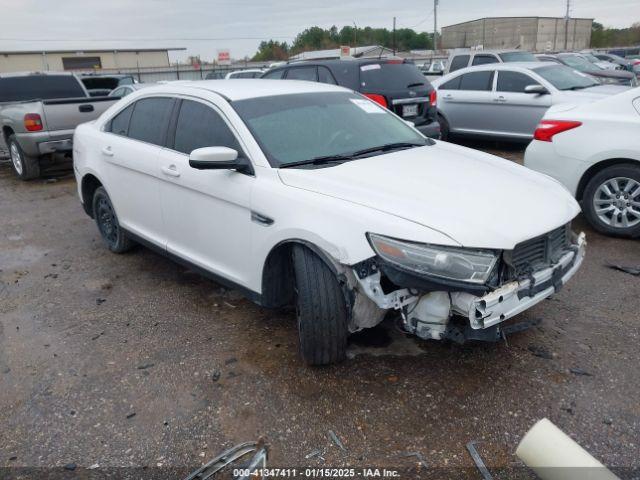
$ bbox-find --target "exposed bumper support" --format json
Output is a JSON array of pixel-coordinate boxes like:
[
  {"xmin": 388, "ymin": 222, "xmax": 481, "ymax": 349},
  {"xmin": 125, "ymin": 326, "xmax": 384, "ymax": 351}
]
[{"xmin": 452, "ymin": 232, "xmax": 586, "ymax": 330}]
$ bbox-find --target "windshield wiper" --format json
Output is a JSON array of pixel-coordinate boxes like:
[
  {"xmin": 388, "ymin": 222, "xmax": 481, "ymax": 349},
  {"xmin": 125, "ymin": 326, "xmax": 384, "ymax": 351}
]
[
  {"xmin": 349, "ymin": 142, "xmax": 426, "ymax": 158},
  {"xmin": 407, "ymin": 82, "xmax": 425, "ymax": 88},
  {"xmin": 279, "ymin": 154, "xmax": 354, "ymax": 169},
  {"xmin": 565, "ymin": 85, "xmax": 592, "ymax": 90}
]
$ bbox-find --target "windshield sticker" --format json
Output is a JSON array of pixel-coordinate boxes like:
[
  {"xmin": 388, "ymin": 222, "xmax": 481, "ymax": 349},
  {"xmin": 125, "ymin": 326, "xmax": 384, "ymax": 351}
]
[
  {"xmin": 360, "ymin": 64, "xmax": 381, "ymax": 71},
  {"xmin": 350, "ymin": 98, "xmax": 386, "ymax": 113}
]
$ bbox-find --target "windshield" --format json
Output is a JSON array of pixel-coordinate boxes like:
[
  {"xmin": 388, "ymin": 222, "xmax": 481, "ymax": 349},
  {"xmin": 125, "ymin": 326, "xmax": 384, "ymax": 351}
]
[
  {"xmin": 232, "ymin": 92, "xmax": 428, "ymax": 167},
  {"xmin": 581, "ymin": 53, "xmax": 601, "ymax": 63},
  {"xmin": 533, "ymin": 65, "xmax": 599, "ymax": 90},
  {"xmin": 559, "ymin": 55, "xmax": 601, "ymax": 72},
  {"xmin": 499, "ymin": 51, "xmax": 537, "ymax": 62}
]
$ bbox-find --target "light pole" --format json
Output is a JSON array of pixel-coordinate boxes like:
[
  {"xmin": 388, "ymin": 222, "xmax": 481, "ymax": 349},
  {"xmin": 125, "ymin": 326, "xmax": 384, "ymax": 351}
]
[{"xmin": 433, "ymin": 0, "xmax": 439, "ymax": 53}]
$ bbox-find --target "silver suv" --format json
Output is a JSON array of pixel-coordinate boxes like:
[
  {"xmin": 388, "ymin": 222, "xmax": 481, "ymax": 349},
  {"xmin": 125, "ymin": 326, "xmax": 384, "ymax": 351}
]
[{"xmin": 445, "ymin": 49, "xmax": 538, "ymax": 75}]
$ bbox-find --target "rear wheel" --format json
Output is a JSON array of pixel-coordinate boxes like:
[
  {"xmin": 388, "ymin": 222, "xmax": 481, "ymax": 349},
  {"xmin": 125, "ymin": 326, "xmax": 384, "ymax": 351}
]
[
  {"xmin": 8, "ymin": 135, "xmax": 40, "ymax": 180},
  {"xmin": 583, "ymin": 164, "xmax": 640, "ymax": 238},
  {"xmin": 292, "ymin": 245, "xmax": 349, "ymax": 366},
  {"xmin": 92, "ymin": 187, "xmax": 135, "ymax": 253}
]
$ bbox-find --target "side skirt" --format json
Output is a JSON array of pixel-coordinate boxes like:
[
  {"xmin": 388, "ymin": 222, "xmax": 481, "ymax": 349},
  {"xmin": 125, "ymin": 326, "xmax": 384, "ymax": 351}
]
[{"xmin": 123, "ymin": 229, "xmax": 263, "ymax": 306}]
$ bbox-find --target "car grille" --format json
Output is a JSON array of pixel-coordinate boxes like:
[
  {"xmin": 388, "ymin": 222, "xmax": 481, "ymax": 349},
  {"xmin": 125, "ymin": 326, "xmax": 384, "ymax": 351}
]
[{"xmin": 510, "ymin": 224, "xmax": 571, "ymax": 276}]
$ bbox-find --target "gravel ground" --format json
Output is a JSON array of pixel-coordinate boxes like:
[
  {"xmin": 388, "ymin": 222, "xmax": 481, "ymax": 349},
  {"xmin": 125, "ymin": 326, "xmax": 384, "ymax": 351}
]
[{"xmin": 0, "ymin": 142, "xmax": 639, "ymax": 479}]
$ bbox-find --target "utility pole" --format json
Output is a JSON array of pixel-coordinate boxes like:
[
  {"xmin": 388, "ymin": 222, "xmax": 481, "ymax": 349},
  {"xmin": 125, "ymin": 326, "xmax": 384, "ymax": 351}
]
[
  {"xmin": 353, "ymin": 21, "xmax": 357, "ymax": 48},
  {"xmin": 392, "ymin": 17, "xmax": 396, "ymax": 55},
  {"xmin": 564, "ymin": 0, "xmax": 570, "ymax": 51},
  {"xmin": 433, "ymin": 0, "xmax": 439, "ymax": 53}
]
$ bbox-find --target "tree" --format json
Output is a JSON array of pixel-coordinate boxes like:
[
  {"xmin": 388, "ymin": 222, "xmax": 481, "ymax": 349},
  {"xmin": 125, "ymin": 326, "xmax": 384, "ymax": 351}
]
[{"xmin": 251, "ymin": 40, "xmax": 289, "ymax": 61}]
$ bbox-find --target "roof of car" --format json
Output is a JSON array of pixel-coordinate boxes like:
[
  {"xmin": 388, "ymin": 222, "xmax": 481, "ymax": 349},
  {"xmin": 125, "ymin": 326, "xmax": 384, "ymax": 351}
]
[
  {"xmin": 0, "ymin": 71, "xmax": 78, "ymax": 78},
  {"xmin": 147, "ymin": 79, "xmax": 347, "ymax": 101}
]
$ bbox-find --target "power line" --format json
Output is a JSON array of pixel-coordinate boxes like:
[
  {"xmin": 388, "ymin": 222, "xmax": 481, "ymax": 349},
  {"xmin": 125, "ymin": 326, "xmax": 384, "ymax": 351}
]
[{"xmin": 0, "ymin": 36, "xmax": 295, "ymax": 42}]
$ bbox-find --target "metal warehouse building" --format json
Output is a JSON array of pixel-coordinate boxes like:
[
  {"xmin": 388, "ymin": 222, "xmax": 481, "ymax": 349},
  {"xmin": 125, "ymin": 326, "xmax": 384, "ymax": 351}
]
[
  {"xmin": 0, "ymin": 47, "xmax": 185, "ymax": 73},
  {"xmin": 441, "ymin": 17, "xmax": 593, "ymax": 52}
]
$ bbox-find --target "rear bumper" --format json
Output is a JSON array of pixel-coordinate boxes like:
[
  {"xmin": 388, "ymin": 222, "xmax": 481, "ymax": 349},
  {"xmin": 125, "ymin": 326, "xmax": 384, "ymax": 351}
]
[
  {"xmin": 15, "ymin": 130, "xmax": 74, "ymax": 157},
  {"xmin": 415, "ymin": 120, "xmax": 441, "ymax": 139}
]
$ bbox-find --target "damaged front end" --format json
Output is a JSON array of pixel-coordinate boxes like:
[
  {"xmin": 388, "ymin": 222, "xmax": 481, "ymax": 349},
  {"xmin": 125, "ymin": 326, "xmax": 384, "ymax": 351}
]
[{"xmin": 345, "ymin": 225, "xmax": 586, "ymax": 343}]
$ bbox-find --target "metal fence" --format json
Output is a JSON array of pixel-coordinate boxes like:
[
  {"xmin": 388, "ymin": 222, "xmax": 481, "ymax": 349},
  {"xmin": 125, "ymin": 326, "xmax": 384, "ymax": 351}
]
[{"xmin": 75, "ymin": 62, "xmax": 272, "ymax": 83}]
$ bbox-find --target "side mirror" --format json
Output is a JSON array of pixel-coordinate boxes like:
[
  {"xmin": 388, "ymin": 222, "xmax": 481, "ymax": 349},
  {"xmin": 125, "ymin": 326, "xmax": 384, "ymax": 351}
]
[
  {"xmin": 524, "ymin": 84, "xmax": 549, "ymax": 95},
  {"xmin": 189, "ymin": 147, "xmax": 240, "ymax": 170}
]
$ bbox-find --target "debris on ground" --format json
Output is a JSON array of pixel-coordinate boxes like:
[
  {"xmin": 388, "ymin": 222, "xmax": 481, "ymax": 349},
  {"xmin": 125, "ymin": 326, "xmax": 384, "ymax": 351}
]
[
  {"xmin": 183, "ymin": 441, "xmax": 266, "ymax": 480},
  {"xmin": 528, "ymin": 345, "xmax": 553, "ymax": 360},
  {"xmin": 606, "ymin": 263, "xmax": 640, "ymax": 276},
  {"xmin": 126, "ymin": 412, "xmax": 136, "ymax": 419},
  {"xmin": 305, "ymin": 449, "xmax": 324, "ymax": 460},
  {"xmin": 466, "ymin": 441, "xmax": 493, "ymax": 480},
  {"xmin": 401, "ymin": 451, "xmax": 428, "ymax": 468},
  {"xmin": 137, "ymin": 363, "xmax": 155, "ymax": 370},
  {"xmin": 63, "ymin": 463, "xmax": 77, "ymax": 471},
  {"xmin": 569, "ymin": 367, "xmax": 593, "ymax": 376},
  {"xmin": 211, "ymin": 370, "xmax": 221, "ymax": 382},
  {"xmin": 328, "ymin": 430, "xmax": 346, "ymax": 451}
]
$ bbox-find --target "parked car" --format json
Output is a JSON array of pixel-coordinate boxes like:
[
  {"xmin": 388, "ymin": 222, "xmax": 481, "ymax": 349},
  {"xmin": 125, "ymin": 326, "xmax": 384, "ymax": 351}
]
[
  {"xmin": 536, "ymin": 53, "xmax": 637, "ymax": 87},
  {"xmin": 575, "ymin": 52, "xmax": 620, "ymax": 70},
  {"xmin": 431, "ymin": 62, "xmax": 628, "ymax": 141},
  {"xmin": 445, "ymin": 49, "xmax": 538, "ymax": 74},
  {"xmin": 108, "ymin": 84, "xmax": 151, "ymax": 98},
  {"xmin": 419, "ymin": 59, "xmax": 447, "ymax": 75},
  {"xmin": 73, "ymin": 80, "xmax": 585, "ymax": 365},
  {"xmin": 225, "ymin": 69, "xmax": 265, "ymax": 79},
  {"xmin": 261, "ymin": 58, "xmax": 440, "ymax": 138},
  {"xmin": 205, "ymin": 71, "xmax": 226, "ymax": 80},
  {"xmin": 525, "ymin": 88, "xmax": 640, "ymax": 237},
  {"xmin": 0, "ymin": 72, "xmax": 119, "ymax": 180},
  {"xmin": 586, "ymin": 52, "xmax": 633, "ymax": 71},
  {"xmin": 80, "ymin": 74, "xmax": 136, "ymax": 97}
]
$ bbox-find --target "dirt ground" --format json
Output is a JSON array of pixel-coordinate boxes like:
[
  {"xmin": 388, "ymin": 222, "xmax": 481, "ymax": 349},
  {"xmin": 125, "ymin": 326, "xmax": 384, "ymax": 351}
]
[{"xmin": 1, "ymin": 142, "xmax": 639, "ymax": 479}]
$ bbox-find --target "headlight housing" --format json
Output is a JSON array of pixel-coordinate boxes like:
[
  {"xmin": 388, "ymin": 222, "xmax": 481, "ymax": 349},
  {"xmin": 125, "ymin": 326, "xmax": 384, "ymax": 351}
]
[{"xmin": 368, "ymin": 233, "xmax": 498, "ymax": 284}]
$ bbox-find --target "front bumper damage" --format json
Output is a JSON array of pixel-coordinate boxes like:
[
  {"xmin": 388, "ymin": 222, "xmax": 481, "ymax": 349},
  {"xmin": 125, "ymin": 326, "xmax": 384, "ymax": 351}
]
[{"xmin": 347, "ymin": 232, "xmax": 586, "ymax": 342}]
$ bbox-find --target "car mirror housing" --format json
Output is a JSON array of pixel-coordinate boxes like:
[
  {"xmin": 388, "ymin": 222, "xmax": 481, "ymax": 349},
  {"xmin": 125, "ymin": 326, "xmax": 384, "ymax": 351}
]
[
  {"xmin": 189, "ymin": 147, "xmax": 239, "ymax": 169},
  {"xmin": 524, "ymin": 84, "xmax": 549, "ymax": 95}
]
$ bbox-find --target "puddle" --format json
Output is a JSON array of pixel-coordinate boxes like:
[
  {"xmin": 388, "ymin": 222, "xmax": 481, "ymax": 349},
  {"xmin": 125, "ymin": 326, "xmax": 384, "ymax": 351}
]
[{"xmin": 347, "ymin": 318, "xmax": 427, "ymax": 358}]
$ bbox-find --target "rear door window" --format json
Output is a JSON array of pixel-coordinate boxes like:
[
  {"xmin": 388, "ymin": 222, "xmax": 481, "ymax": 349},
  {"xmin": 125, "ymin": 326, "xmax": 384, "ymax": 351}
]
[
  {"xmin": 127, "ymin": 97, "xmax": 174, "ymax": 146},
  {"xmin": 439, "ymin": 76, "xmax": 462, "ymax": 90},
  {"xmin": 449, "ymin": 55, "xmax": 470, "ymax": 72},
  {"xmin": 0, "ymin": 75, "xmax": 86, "ymax": 102},
  {"xmin": 172, "ymin": 100, "xmax": 240, "ymax": 155},
  {"xmin": 285, "ymin": 67, "xmax": 318, "ymax": 81},
  {"xmin": 472, "ymin": 55, "xmax": 499, "ymax": 66},
  {"xmin": 108, "ymin": 104, "xmax": 134, "ymax": 136},
  {"xmin": 262, "ymin": 69, "xmax": 285, "ymax": 79},
  {"xmin": 497, "ymin": 71, "xmax": 537, "ymax": 93},
  {"xmin": 459, "ymin": 71, "xmax": 494, "ymax": 91},
  {"xmin": 318, "ymin": 66, "xmax": 337, "ymax": 85}
]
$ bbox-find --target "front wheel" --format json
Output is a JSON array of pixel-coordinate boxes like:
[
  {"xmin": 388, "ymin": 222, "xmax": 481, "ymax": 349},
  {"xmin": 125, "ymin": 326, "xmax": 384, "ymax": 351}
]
[
  {"xmin": 292, "ymin": 245, "xmax": 349, "ymax": 366},
  {"xmin": 92, "ymin": 186, "xmax": 135, "ymax": 253},
  {"xmin": 8, "ymin": 135, "xmax": 40, "ymax": 180},
  {"xmin": 582, "ymin": 164, "xmax": 640, "ymax": 238},
  {"xmin": 437, "ymin": 114, "xmax": 450, "ymax": 141}
]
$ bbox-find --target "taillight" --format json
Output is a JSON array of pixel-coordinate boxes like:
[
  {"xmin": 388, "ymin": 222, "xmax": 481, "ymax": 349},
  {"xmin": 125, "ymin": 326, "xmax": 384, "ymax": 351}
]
[
  {"xmin": 364, "ymin": 93, "xmax": 388, "ymax": 109},
  {"xmin": 24, "ymin": 113, "xmax": 43, "ymax": 132},
  {"xmin": 385, "ymin": 59, "xmax": 403, "ymax": 64},
  {"xmin": 533, "ymin": 120, "xmax": 582, "ymax": 142},
  {"xmin": 429, "ymin": 90, "xmax": 437, "ymax": 107}
]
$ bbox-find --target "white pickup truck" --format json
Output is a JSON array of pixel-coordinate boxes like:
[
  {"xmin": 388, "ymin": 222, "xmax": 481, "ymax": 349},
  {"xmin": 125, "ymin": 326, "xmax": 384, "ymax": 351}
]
[{"xmin": 0, "ymin": 72, "xmax": 119, "ymax": 180}]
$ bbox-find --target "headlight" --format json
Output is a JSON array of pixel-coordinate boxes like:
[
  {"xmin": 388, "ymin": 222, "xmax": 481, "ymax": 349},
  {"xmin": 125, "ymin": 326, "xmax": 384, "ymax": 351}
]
[{"xmin": 368, "ymin": 233, "xmax": 498, "ymax": 284}]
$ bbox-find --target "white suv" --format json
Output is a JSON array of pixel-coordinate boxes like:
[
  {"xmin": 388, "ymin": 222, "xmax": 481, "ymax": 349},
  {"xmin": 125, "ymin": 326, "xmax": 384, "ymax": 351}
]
[{"xmin": 73, "ymin": 80, "xmax": 586, "ymax": 365}]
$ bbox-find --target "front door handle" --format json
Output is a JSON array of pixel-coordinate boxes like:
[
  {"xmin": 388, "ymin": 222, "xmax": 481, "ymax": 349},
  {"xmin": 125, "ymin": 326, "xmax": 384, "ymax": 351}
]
[
  {"xmin": 443, "ymin": 94, "xmax": 453, "ymax": 100},
  {"xmin": 101, "ymin": 146, "xmax": 114, "ymax": 157},
  {"xmin": 493, "ymin": 96, "xmax": 507, "ymax": 103},
  {"xmin": 161, "ymin": 165, "xmax": 181, "ymax": 177}
]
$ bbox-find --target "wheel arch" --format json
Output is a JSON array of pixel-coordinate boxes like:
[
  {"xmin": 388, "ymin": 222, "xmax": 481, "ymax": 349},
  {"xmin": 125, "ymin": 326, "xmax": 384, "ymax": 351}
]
[
  {"xmin": 2, "ymin": 126, "xmax": 15, "ymax": 145},
  {"xmin": 80, "ymin": 173, "xmax": 104, "ymax": 217},
  {"xmin": 576, "ymin": 158, "xmax": 640, "ymax": 202},
  {"xmin": 260, "ymin": 239, "xmax": 341, "ymax": 308}
]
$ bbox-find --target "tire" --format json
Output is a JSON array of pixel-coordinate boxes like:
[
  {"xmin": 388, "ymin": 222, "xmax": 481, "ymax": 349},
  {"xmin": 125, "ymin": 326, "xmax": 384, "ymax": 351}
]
[
  {"xmin": 582, "ymin": 163, "xmax": 640, "ymax": 238},
  {"xmin": 437, "ymin": 114, "xmax": 450, "ymax": 141},
  {"xmin": 8, "ymin": 135, "xmax": 40, "ymax": 180},
  {"xmin": 292, "ymin": 245, "xmax": 349, "ymax": 366},
  {"xmin": 92, "ymin": 186, "xmax": 135, "ymax": 253}
]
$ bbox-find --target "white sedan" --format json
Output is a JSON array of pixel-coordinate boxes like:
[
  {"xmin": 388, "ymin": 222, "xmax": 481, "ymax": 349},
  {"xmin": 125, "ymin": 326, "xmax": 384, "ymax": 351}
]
[
  {"xmin": 525, "ymin": 88, "xmax": 640, "ymax": 237},
  {"xmin": 73, "ymin": 80, "xmax": 585, "ymax": 365}
]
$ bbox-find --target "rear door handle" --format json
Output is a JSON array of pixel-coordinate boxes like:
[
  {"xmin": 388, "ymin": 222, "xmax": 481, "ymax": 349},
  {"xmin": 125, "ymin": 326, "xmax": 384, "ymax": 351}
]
[
  {"xmin": 161, "ymin": 165, "xmax": 181, "ymax": 177},
  {"xmin": 443, "ymin": 94, "xmax": 453, "ymax": 100},
  {"xmin": 493, "ymin": 96, "xmax": 507, "ymax": 103},
  {"xmin": 101, "ymin": 146, "xmax": 114, "ymax": 157},
  {"xmin": 79, "ymin": 104, "xmax": 94, "ymax": 113}
]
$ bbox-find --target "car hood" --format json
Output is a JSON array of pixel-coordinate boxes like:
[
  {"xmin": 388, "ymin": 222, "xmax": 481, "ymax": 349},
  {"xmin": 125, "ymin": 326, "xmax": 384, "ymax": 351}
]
[{"xmin": 277, "ymin": 142, "xmax": 580, "ymax": 250}]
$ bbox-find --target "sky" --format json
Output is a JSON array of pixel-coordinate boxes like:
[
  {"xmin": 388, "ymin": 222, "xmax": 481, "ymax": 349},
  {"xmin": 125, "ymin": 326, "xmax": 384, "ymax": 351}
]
[{"xmin": 1, "ymin": 0, "xmax": 638, "ymax": 62}]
